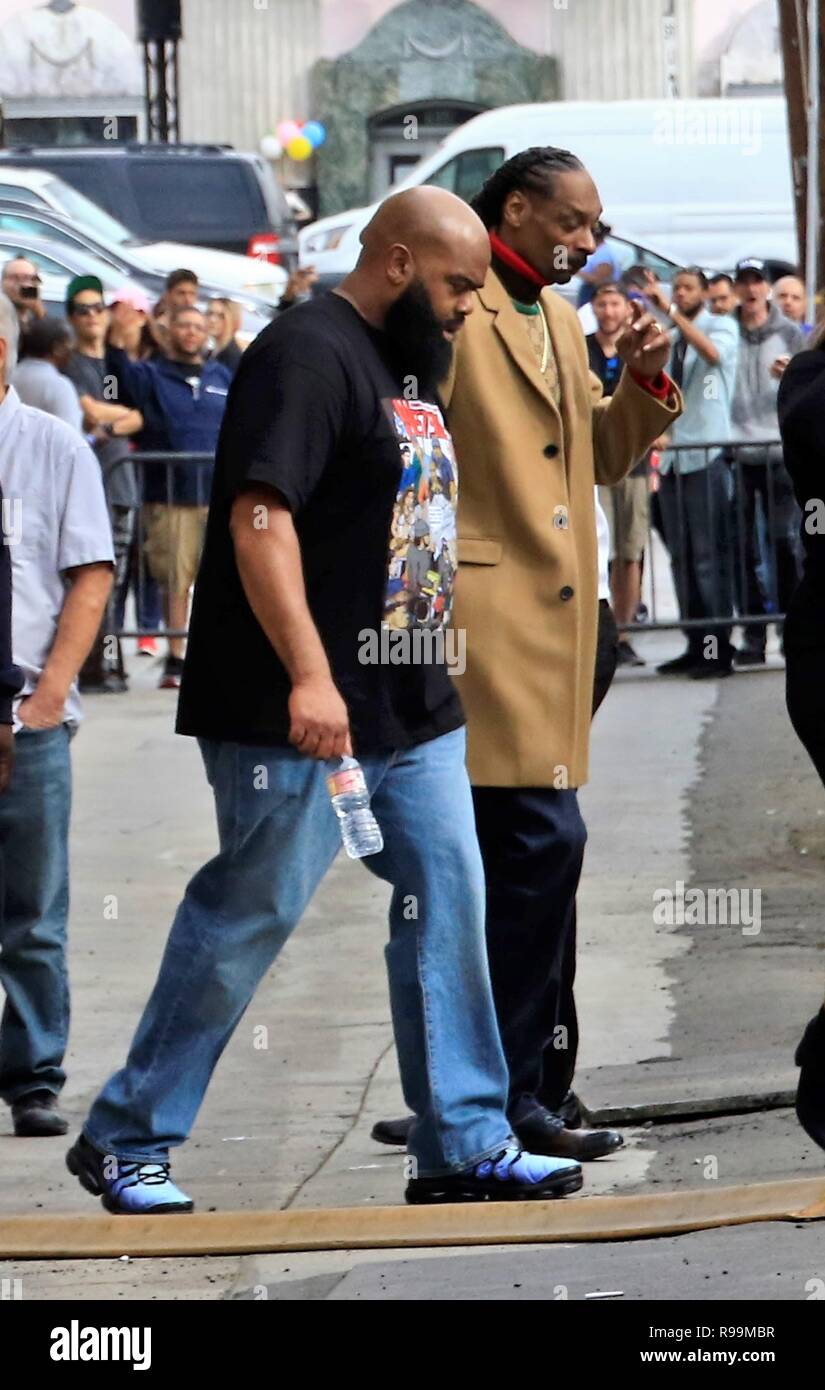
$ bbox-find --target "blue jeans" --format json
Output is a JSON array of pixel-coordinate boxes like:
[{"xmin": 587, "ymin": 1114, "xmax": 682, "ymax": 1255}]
[
  {"xmin": 0, "ymin": 725, "xmax": 72, "ymax": 1105},
  {"xmin": 85, "ymin": 727, "xmax": 512, "ymax": 1176}
]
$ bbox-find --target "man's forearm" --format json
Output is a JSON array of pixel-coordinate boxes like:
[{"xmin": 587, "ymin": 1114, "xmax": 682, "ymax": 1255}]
[
  {"xmin": 230, "ymin": 490, "xmax": 331, "ymax": 685},
  {"xmin": 38, "ymin": 564, "xmax": 113, "ymax": 697},
  {"xmin": 668, "ymin": 308, "xmax": 719, "ymax": 365},
  {"xmin": 81, "ymin": 396, "xmax": 141, "ymax": 428}
]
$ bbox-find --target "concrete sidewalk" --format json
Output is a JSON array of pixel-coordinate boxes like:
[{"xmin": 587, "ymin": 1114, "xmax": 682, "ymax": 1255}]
[{"xmin": 2, "ymin": 631, "xmax": 824, "ymax": 1299}]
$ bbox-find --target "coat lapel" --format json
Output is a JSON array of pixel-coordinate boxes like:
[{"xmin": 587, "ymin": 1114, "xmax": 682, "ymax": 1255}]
[{"xmin": 478, "ymin": 270, "xmax": 564, "ymax": 427}]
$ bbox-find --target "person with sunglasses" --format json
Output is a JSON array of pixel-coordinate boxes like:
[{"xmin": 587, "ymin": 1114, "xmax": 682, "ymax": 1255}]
[{"xmin": 64, "ymin": 276, "xmax": 141, "ymax": 694}]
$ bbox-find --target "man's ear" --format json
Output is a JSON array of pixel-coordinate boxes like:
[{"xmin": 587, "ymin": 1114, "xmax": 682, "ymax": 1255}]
[
  {"xmin": 386, "ymin": 242, "xmax": 413, "ymax": 288},
  {"xmin": 502, "ymin": 189, "xmax": 527, "ymax": 229}
]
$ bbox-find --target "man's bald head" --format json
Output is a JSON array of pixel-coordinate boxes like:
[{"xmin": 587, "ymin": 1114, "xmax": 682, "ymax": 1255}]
[
  {"xmin": 359, "ymin": 185, "xmax": 489, "ymax": 267},
  {"xmin": 2, "ymin": 257, "xmax": 40, "ymax": 308},
  {"xmin": 773, "ymin": 274, "xmax": 807, "ymax": 324},
  {"xmin": 337, "ymin": 183, "xmax": 490, "ymax": 383},
  {"xmin": 335, "ymin": 184, "xmax": 491, "ymax": 389},
  {"xmin": 341, "ymin": 183, "xmax": 488, "ymax": 332}
]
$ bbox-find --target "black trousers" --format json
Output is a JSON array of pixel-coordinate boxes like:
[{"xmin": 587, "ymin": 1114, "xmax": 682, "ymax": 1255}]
[
  {"xmin": 735, "ymin": 459, "xmax": 802, "ymax": 647},
  {"xmin": 593, "ymin": 598, "xmax": 619, "ymax": 716},
  {"xmin": 658, "ymin": 459, "xmax": 734, "ymax": 655},
  {"xmin": 472, "ymin": 786, "xmax": 588, "ymax": 1123},
  {"xmin": 785, "ymin": 592, "xmax": 825, "ymax": 787}
]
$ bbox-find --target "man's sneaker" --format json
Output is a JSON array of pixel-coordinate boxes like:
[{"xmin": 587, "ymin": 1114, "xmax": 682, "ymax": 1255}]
[
  {"xmin": 137, "ymin": 637, "xmax": 159, "ymax": 657},
  {"xmin": 405, "ymin": 1143, "xmax": 583, "ymax": 1204},
  {"xmin": 66, "ymin": 1134, "xmax": 194, "ymax": 1215},
  {"xmin": 734, "ymin": 644, "xmax": 766, "ymax": 668},
  {"xmin": 159, "ymin": 655, "xmax": 185, "ymax": 690},
  {"xmin": 11, "ymin": 1090, "xmax": 68, "ymax": 1137}
]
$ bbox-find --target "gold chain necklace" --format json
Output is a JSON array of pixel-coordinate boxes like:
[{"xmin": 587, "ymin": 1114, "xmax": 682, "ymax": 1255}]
[{"xmin": 537, "ymin": 300, "xmax": 550, "ymax": 375}]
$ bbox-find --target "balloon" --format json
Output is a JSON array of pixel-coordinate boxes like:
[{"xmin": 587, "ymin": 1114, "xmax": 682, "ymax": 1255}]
[
  {"xmin": 286, "ymin": 134, "xmax": 314, "ymax": 161},
  {"xmin": 276, "ymin": 120, "xmax": 301, "ymax": 145},
  {"xmin": 303, "ymin": 120, "xmax": 326, "ymax": 149},
  {"xmin": 260, "ymin": 134, "xmax": 283, "ymax": 160}
]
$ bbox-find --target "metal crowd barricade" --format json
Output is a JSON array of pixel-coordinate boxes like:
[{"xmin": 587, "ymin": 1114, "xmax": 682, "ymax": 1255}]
[
  {"xmin": 115, "ymin": 444, "xmax": 803, "ymax": 642},
  {"xmin": 599, "ymin": 440, "xmax": 804, "ymax": 634},
  {"xmin": 115, "ymin": 451, "xmax": 214, "ymax": 640}
]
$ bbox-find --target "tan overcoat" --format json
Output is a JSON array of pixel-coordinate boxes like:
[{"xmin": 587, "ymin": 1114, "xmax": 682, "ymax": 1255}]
[{"xmin": 443, "ymin": 269, "xmax": 682, "ymax": 788}]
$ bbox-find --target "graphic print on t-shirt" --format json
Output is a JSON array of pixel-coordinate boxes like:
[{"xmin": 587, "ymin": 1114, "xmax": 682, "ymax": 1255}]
[{"xmin": 383, "ymin": 398, "xmax": 458, "ymax": 631}]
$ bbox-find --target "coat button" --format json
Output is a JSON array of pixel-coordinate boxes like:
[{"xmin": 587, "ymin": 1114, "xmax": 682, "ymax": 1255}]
[
  {"xmin": 543, "ymin": 443, "xmax": 559, "ymax": 458},
  {"xmin": 560, "ymin": 585, "xmax": 574, "ymax": 601}
]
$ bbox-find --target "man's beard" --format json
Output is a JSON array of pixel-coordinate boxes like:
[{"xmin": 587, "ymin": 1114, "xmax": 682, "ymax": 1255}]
[{"xmin": 383, "ymin": 279, "xmax": 458, "ymax": 395}]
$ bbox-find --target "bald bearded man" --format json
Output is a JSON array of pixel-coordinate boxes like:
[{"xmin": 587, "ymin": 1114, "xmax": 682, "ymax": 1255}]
[{"xmin": 66, "ymin": 187, "xmax": 584, "ymax": 1213}]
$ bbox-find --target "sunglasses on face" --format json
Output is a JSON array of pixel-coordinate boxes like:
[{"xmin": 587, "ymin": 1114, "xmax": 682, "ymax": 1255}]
[{"xmin": 73, "ymin": 302, "xmax": 106, "ymax": 317}]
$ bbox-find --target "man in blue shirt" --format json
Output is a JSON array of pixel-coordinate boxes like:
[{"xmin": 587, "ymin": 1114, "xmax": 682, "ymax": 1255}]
[
  {"xmin": 646, "ymin": 266, "xmax": 740, "ymax": 678},
  {"xmin": 107, "ymin": 307, "xmax": 230, "ymax": 688},
  {"xmin": 576, "ymin": 222, "xmax": 620, "ymax": 307}
]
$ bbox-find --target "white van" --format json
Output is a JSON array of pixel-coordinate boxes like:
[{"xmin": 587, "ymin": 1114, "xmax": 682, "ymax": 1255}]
[{"xmin": 300, "ymin": 97, "xmax": 796, "ymax": 290}]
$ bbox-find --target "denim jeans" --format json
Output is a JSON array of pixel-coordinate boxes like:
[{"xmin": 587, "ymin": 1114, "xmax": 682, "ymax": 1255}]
[
  {"xmin": 0, "ymin": 724, "xmax": 72, "ymax": 1105},
  {"xmin": 84, "ymin": 727, "xmax": 512, "ymax": 1176}
]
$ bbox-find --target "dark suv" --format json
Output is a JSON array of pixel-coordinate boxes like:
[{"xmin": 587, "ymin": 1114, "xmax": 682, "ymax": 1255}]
[{"xmin": 0, "ymin": 143, "xmax": 298, "ymax": 266}]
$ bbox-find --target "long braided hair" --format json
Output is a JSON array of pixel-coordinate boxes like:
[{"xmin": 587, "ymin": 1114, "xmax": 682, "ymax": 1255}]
[{"xmin": 471, "ymin": 147, "xmax": 585, "ymax": 229}]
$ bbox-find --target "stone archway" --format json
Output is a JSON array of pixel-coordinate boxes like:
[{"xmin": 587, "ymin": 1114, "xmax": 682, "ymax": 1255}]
[{"xmin": 312, "ymin": 0, "xmax": 558, "ymax": 215}]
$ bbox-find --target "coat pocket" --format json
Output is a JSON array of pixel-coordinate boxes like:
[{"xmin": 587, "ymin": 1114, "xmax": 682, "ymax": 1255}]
[{"xmin": 458, "ymin": 538, "xmax": 502, "ymax": 565}]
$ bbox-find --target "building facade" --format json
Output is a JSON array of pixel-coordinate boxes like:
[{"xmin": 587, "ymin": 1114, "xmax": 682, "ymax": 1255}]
[{"xmin": 0, "ymin": 0, "xmax": 781, "ymax": 215}]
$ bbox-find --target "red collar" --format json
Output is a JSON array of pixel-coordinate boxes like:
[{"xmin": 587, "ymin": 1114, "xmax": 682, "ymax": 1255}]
[{"xmin": 488, "ymin": 230, "xmax": 548, "ymax": 289}]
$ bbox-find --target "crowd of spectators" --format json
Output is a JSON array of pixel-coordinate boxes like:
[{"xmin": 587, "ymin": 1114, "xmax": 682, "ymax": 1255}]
[
  {"xmin": 586, "ymin": 254, "xmax": 813, "ymax": 676},
  {"xmin": 4, "ymin": 260, "xmax": 315, "ymax": 692},
  {"xmin": 2, "ymin": 243, "xmax": 818, "ymax": 694}
]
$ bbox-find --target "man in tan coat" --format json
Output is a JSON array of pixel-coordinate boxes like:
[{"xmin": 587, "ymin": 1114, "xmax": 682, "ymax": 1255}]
[{"xmin": 373, "ymin": 148, "xmax": 681, "ymax": 1161}]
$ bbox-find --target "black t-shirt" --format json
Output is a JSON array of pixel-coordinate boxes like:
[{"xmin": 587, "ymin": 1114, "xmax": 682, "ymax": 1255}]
[
  {"xmin": 176, "ymin": 293, "xmax": 465, "ymax": 751},
  {"xmin": 64, "ymin": 350, "xmax": 139, "ymax": 508}
]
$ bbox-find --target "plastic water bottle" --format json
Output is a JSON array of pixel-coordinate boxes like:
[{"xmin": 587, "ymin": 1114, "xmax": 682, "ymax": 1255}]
[{"xmin": 326, "ymin": 756, "xmax": 384, "ymax": 859}]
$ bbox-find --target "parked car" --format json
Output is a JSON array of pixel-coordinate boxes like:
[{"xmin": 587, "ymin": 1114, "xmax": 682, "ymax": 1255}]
[
  {"xmin": 0, "ymin": 199, "xmax": 282, "ymax": 324},
  {"xmin": 0, "ymin": 164, "xmax": 287, "ymax": 304},
  {"xmin": 300, "ymin": 96, "xmax": 797, "ymax": 293},
  {"xmin": 0, "ymin": 145, "xmax": 299, "ymax": 266},
  {"xmin": 0, "ymin": 231, "xmax": 273, "ymax": 339}
]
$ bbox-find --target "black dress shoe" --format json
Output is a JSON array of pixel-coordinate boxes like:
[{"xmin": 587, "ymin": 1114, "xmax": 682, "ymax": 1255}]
[
  {"xmin": 689, "ymin": 658, "xmax": 733, "ymax": 680},
  {"xmin": 733, "ymin": 644, "xmax": 766, "ymax": 667},
  {"xmin": 796, "ymin": 1008, "xmax": 825, "ymax": 1151},
  {"xmin": 555, "ymin": 1089, "xmax": 585, "ymax": 1130},
  {"xmin": 11, "ymin": 1090, "xmax": 69, "ymax": 1137},
  {"xmin": 656, "ymin": 650, "xmax": 699, "ymax": 675},
  {"xmin": 371, "ymin": 1115, "xmax": 413, "ymax": 1146},
  {"xmin": 514, "ymin": 1106, "xmax": 623, "ymax": 1161}
]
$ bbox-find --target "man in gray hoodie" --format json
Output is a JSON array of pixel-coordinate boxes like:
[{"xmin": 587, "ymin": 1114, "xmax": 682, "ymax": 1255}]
[{"xmin": 730, "ymin": 257, "xmax": 806, "ymax": 663}]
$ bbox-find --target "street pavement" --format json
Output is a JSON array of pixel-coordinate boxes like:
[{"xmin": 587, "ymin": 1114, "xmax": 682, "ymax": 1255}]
[{"xmin": 2, "ymin": 626, "xmax": 825, "ymax": 1301}]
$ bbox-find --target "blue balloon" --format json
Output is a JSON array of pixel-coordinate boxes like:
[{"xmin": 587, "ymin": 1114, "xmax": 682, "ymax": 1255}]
[{"xmin": 304, "ymin": 120, "xmax": 326, "ymax": 149}]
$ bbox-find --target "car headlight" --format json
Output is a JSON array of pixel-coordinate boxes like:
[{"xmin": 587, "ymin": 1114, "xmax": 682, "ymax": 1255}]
[{"xmin": 302, "ymin": 223, "xmax": 351, "ymax": 255}]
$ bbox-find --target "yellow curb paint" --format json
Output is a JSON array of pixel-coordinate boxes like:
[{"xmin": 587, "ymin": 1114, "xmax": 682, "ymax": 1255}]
[{"xmin": 2, "ymin": 1177, "xmax": 824, "ymax": 1260}]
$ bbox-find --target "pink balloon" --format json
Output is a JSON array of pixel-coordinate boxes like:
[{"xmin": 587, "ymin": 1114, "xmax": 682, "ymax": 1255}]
[{"xmin": 276, "ymin": 120, "xmax": 301, "ymax": 145}]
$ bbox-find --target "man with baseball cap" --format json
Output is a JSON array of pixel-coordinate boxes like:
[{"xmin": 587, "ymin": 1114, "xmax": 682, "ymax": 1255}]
[
  {"xmin": 64, "ymin": 277, "xmax": 142, "ymax": 693},
  {"xmin": 729, "ymin": 258, "xmax": 806, "ymax": 664}
]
